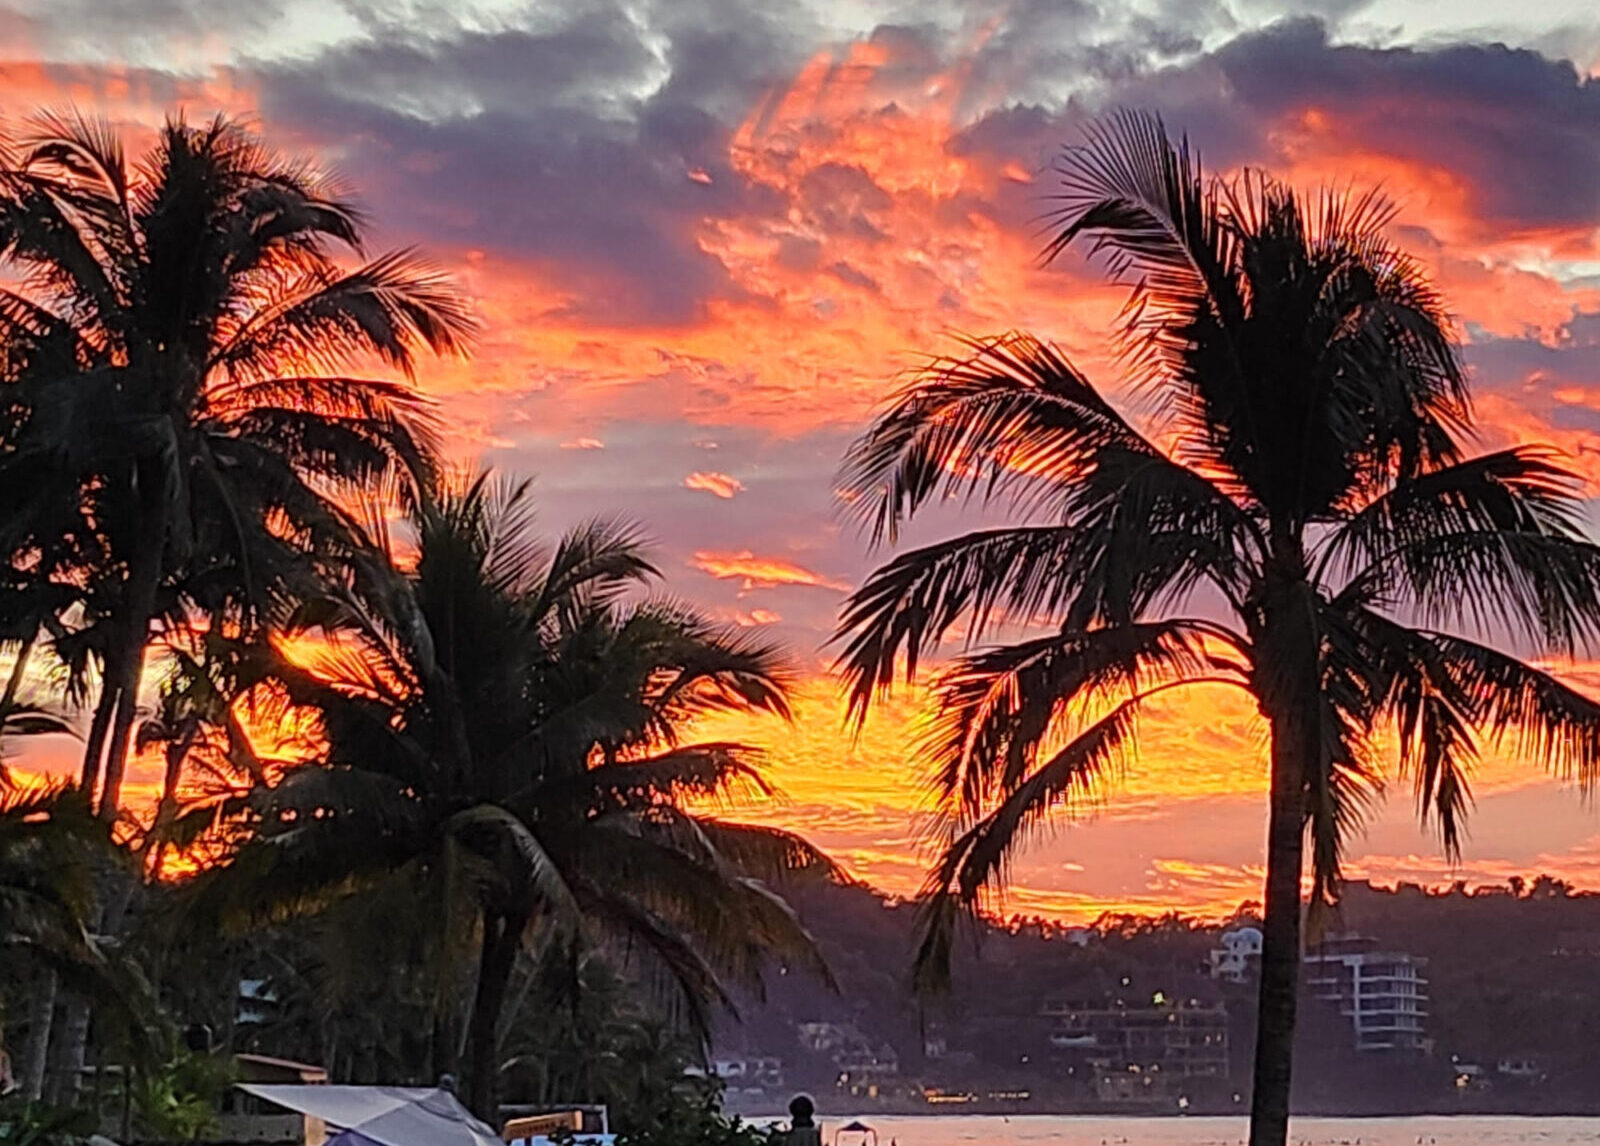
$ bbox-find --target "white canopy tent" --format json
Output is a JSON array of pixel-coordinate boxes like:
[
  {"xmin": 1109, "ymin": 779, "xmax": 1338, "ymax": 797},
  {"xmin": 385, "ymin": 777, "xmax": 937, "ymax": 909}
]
[{"xmin": 238, "ymin": 1085, "xmax": 503, "ymax": 1146}]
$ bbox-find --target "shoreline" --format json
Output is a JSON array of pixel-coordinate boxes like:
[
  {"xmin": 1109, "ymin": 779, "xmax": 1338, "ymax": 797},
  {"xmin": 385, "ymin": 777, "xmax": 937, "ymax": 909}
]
[{"xmin": 726, "ymin": 1104, "xmax": 1600, "ymax": 1121}]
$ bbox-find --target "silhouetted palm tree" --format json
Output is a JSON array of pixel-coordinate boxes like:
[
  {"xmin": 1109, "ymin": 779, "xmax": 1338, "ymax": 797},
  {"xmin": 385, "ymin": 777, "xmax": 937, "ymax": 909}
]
[
  {"xmin": 835, "ymin": 111, "xmax": 1600, "ymax": 1146},
  {"xmin": 196, "ymin": 474, "xmax": 834, "ymax": 1117},
  {"xmin": 0, "ymin": 111, "xmax": 473, "ymax": 820}
]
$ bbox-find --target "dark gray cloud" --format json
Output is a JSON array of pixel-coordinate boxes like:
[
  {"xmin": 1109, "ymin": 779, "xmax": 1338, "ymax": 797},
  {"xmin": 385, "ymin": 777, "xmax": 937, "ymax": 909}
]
[
  {"xmin": 240, "ymin": 0, "xmax": 1249, "ymax": 326},
  {"xmin": 0, "ymin": 0, "xmax": 286, "ymax": 65},
  {"xmin": 250, "ymin": 1, "xmax": 811, "ymax": 326},
  {"xmin": 1212, "ymin": 18, "xmax": 1600, "ymax": 232},
  {"xmin": 950, "ymin": 16, "xmax": 1600, "ymax": 240},
  {"xmin": 19, "ymin": 0, "xmax": 1597, "ymax": 326},
  {"xmin": 1465, "ymin": 325, "xmax": 1600, "ymax": 434}
]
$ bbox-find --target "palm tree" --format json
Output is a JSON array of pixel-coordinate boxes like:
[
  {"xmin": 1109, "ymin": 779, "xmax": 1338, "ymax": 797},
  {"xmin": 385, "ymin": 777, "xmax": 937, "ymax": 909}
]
[
  {"xmin": 834, "ymin": 111, "xmax": 1600, "ymax": 1146},
  {"xmin": 193, "ymin": 474, "xmax": 834, "ymax": 1117},
  {"xmin": 0, "ymin": 110, "xmax": 474, "ymax": 821}
]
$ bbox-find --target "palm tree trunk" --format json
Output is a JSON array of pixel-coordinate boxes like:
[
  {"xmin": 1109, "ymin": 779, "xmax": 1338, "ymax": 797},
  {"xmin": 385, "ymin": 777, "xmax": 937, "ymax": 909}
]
[
  {"xmin": 1249, "ymin": 737, "xmax": 1305, "ymax": 1146},
  {"xmin": 97, "ymin": 638, "xmax": 150, "ymax": 821},
  {"xmin": 1249, "ymin": 570, "xmax": 1318, "ymax": 1146},
  {"xmin": 50, "ymin": 866, "xmax": 142, "ymax": 1105},
  {"xmin": 97, "ymin": 503, "xmax": 167, "ymax": 821},
  {"xmin": 19, "ymin": 968, "xmax": 57, "ymax": 1100},
  {"xmin": 45, "ymin": 994, "xmax": 90, "ymax": 1106},
  {"xmin": 80, "ymin": 669, "xmax": 118, "ymax": 794},
  {"xmin": 142, "ymin": 729, "xmax": 196, "ymax": 877},
  {"xmin": 465, "ymin": 907, "xmax": 527, "ymax": 1121},
  {"xmin": 55, "ymin": 706, "xmax": 151, "ymax": 1107}
]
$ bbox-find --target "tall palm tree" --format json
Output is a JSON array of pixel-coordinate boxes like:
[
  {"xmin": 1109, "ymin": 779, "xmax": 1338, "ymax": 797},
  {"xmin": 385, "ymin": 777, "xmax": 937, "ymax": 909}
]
[
  {"xmin": 192, "ymin": 474, "xmax": 834, "ymax": 1118},
  {"xmin": 0, "ymin": 110, "xmax": 474, "ymax": 821},
  {"xmin": 834, "ymin": 111, "xmax": 1600, "ymax": 1146}
]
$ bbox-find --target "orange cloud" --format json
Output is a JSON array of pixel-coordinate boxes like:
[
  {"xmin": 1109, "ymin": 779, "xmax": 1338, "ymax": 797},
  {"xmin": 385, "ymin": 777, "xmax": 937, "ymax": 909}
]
[
  {"xmin": 735, "ymin": 608, "xmax": 782, "ymax": 627},
  {"xmin": 683, "ymin": 471, "xmax": 745, "ymax": 499},
  {"xmin": 683, "ymin": 664, "xmax": 1600, "ymax": 923},
  {"xmin": 689, "ymin": 550, "xmax": 850, "ymax": 593}
]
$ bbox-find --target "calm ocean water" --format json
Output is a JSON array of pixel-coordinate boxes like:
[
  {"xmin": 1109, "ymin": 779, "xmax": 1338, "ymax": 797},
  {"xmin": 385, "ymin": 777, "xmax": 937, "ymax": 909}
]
[{"xmin": 750, "ymin": 1115, "xmax": 1600, "ymax": 1145}]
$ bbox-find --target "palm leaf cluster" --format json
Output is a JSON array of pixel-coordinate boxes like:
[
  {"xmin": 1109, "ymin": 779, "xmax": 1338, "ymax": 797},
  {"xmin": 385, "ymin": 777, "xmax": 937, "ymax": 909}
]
[
  {"xmin": 0, "ymin": 110, "xmax": 474, "ymax": 819},
  {"xmin": 835, "ymin": 110, "xmax": 1600, "ymax": 1145},
  {"xmin": 189, "ymin": 474, "xmax": 835, "ymax": 1114}
]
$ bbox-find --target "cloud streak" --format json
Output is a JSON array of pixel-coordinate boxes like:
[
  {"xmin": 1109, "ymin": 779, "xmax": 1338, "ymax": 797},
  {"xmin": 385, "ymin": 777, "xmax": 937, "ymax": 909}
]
[{"xmin": 689, "ymin": 550, "xmax": 850, "ymax": 593}]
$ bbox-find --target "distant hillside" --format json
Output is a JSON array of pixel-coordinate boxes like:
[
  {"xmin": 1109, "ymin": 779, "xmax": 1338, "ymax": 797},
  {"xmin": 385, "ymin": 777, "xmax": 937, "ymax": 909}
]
[{"xmin": 713, "ymin": 875, "xmax": 1600, "ymax": 1115}]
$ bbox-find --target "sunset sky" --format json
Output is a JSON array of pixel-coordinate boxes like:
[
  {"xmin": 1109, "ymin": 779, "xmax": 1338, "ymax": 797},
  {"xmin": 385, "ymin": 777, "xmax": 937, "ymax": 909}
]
[{"xmin": 10, "ymin": 0, "xmax": 1600, "ymax": 921}]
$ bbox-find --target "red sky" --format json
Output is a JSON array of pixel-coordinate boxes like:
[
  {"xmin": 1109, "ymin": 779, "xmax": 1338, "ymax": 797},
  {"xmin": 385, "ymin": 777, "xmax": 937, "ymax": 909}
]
[{"xmin": 9, "ymin": 0, "xmax": 1600, "ymax": 921}]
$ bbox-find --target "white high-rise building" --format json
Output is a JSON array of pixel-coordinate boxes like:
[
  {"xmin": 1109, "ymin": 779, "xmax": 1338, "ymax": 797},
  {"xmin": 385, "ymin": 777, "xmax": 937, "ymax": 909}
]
[{"xmin": 1302, "ymin": 934, "xmax": 1429, "ymax": 1053}]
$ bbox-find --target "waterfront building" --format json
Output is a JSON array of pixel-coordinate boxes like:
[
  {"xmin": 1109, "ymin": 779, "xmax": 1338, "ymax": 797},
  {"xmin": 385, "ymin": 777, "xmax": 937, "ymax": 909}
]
[{"xmin": 1302, "ymin": 933, "xmax": 1429, "ymax": 1053}]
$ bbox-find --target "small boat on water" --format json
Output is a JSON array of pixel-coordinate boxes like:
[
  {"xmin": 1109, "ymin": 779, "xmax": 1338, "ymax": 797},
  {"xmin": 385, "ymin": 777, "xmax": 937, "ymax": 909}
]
[{"xmin": 833, "ymin": 1120, "xmax": 877, "ymax": 1146}]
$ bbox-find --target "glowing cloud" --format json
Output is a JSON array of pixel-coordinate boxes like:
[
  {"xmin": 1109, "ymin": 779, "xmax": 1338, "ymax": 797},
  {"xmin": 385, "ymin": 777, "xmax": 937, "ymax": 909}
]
[
  {"xmin": 689, "ymin": 550, "xmax": 850, "ymax": 592},
  {"xmin": 684, "ymin": 471, "xmax": 745, "ymax": 499},
  {"xmin": 734, "ymin": 608, "xmax": 782, "ymax": 627}
]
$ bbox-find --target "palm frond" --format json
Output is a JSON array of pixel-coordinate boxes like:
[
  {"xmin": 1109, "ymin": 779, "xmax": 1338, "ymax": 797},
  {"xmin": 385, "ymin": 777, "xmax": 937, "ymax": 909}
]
[
  {"xmin": 530, "ymin": 517, "xmax": 659, "ymax": 625},
  {"xmin": 0, "ymin": 140, "xmax": 129, "ymax": 323},
  {"xmin": 1319, "ymin": 447, "xmax": 1584, "ymax": 585},
  {"xmin": 1340, "ymin": 530, "xmax": 1600, "ymax": 655},
  {"xmin": 444, "ymin": 802, "xmax": 579, "ymax": 921},
  {"xmin": 1304, "ymin": 692, "xmax": 1384, "ymax": 903},
  {"xmin": 575, "ymin": 884, "xmax": 732, "ymax": 1051},
  {"xmin": 1330, "ymin": 608, "xmax": 1600, "ymax": 855},
  {"xmin": 692, "ymin": 818, "xmax": 845, "ymax": 884},
  {"xmin": 183, "ymin": 771, "xmax": 425, "ymax": 931},
  {"xmin": 839, "ymin": 333, "xmax": 1159, "ymax": 543},
  {"xmin": 212, "ymin": 249, "xmax": 476, "ymax": 380},
  {"xmin": 575, "ymin": 743, "xmax": 774, "ymax": 811},
  {"xmin": 924, "ymin": 621, "xmax": 1247, "ymax": 814},
  {"xmin": 624, "ymin": 602, "xmax": 793, "ymax": 726},
  {"xmin": 911, "ymin": 689, "xmax": 1152, "ymax": 993},
  {"xmin": 577, "ymin": 818, "xmax": 831, "ymax": 1000},
  {"xmin": 1042, "ymin": 109, "xmax": 1241, "ymax": 398},
  {"xmin": 835, "ymin": 525, "xmax": 1081, "ymax": 721},
  {"xmin": 1432, "ymin": 633, "xmax": 1600, "ymax": 792},
  {"xmin": 224, "ymin": 403, "xmax": 436, "ymax": 492},
  {"xmin": 836, "ymin": 483, "xmax": 1250, "ymax": 726}
]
